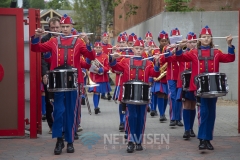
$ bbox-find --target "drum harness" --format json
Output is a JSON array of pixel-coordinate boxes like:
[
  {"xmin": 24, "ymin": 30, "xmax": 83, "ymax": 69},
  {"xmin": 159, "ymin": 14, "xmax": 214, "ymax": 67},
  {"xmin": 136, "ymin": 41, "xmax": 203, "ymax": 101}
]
[
  {"xmin": 57, "ymin": 37, "xmax": 77, "ymax": 69},
  {"xmin": 195, "ymin": 48, "xmax": 214, "ymax": 105},
  {"xmin": 130, "ymin": 58, "xmax": 147, "ymax": 81}
]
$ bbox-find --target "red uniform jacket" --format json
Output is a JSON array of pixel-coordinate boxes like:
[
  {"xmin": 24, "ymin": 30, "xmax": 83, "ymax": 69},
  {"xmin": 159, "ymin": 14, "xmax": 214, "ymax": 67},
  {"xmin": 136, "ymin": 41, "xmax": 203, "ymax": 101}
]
[
  {"xmin": 176, "ymin": 47, "xmax": 235, "ymax": 91},
  {"xmin": 111, "ymin": 50, "xmax": 127, "ymax": 86},
  {"xmin": 79, "ymin": 56, "xmax": 91, "ymax": 83},
  {"xmin": 31, "ymin": 36, "xmax": 96, "ymax": 83},
  {"xmin": 161, "ymin": 46, "xmax": 179, "ymax": 80},
  {"xmin": 153, "ymin": 48, "xmax": 168, "ymax": 83},
  {"xmin": 101, "ymin": 43, "xmax": 112, "ymax": 55},
  {"xmin": 110, "ymin": 57, "xmax": 160, "ymax": 83},
  {"xmin": 90, "ymin": 52, "xmax": 109, "ymax": 83}
]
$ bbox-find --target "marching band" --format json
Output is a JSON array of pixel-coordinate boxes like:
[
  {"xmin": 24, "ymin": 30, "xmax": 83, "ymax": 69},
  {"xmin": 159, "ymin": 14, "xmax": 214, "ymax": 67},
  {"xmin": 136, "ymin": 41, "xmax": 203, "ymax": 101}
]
[{"xmin": 33, "ymin": 14, "xmax": 236, "ymax": 155}]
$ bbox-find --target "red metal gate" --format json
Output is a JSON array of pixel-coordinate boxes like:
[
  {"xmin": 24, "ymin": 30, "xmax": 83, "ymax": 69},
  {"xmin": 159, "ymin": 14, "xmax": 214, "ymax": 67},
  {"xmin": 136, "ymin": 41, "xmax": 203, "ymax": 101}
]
[
  {"xmin": 238, "ymin": 9, "xmax": 240, "ymax": 134},
  {"xmin": 28, "ymin": 9, "xmax": 42, "ymax": 138},
  {"xmin": 0, "ymin": 8, "xmax": 25, "ymax": 136}
]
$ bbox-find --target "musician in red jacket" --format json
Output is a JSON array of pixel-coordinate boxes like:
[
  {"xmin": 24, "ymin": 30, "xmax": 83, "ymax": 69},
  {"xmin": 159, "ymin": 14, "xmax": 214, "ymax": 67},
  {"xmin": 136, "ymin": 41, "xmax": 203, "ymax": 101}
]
[
  {"xmin": 111, "ymin": 34, "xmax": 128, "ymax": 131},
  {"xmin": 101, "ymin": 32, "xmax": 113, "ymax": 100},
  {"xmin": 31, "ymin": 14, "xmax": 95, "ymax": 155},
  {"xmin": 88, "ymin": 42, "xmax": 111, "ymax": 114},
  {"xmin": 150, "ymin": 31, "xmax": 169, "ymax": 120},
  {"xmin": 176, "ymin": 25, "xmax": 235, "ymax": 150},
  {"xmin": 175, "ymin": 32, "xmax": 198, "ymax": 139},
  {"xmin": 110, "ymin": 38, "xmax": 160, "ymax": 153},
  {"xmin": 145, "ymin": 31, "xmax": 153, "ymax": 46},
  {"xmin": 163, "ymin": 28, "xmax": 183, "ymax": 127}
]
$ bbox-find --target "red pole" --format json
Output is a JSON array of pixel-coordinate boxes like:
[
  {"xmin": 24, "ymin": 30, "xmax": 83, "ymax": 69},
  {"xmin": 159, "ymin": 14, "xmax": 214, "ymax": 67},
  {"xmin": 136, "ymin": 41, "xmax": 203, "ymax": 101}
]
[
  {"xmin": 29, "ymin": 8, "xmax": 41, "ymax": 138},
  {"xmin": 238, "ymin": 9, "xmax": 240, "ymax": 134}
]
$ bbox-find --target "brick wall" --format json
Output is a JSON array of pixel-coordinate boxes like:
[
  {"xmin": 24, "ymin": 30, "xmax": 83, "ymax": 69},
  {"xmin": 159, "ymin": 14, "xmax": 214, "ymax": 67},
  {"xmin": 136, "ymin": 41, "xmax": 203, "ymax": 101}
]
[{"xmin": 114, "ymin": 0, "xmax": 240, "ymax": 34}]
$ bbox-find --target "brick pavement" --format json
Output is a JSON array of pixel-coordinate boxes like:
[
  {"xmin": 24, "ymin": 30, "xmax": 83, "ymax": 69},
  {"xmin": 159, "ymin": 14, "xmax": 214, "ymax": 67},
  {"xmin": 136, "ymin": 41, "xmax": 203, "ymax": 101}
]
[{"xmin": 0, "ymin": 94, "xmax": 239, "ymax": 159}]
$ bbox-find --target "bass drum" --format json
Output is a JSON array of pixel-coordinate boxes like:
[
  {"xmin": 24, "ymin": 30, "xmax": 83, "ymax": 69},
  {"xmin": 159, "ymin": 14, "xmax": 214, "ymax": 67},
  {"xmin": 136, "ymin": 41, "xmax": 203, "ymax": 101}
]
[
  {"xmin": 122, "ymin": 80, "xmax": 151, "ymax": 105},
  {"xmin": 47, "ymin": 68, "xmax": 78, "ymax": 92},
  {"xmin": 195, "ymin": 72, "xmax": 228, "ymax": 98}
]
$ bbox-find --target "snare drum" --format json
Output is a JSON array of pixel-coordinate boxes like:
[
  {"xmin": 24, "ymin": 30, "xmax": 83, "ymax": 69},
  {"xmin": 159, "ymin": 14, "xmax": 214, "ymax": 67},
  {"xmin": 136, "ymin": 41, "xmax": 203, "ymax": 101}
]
[
  {"xmin": 47, "ymin": 68, "xmax": 78, "ymax": 92},
  {"xmin": 181, "ymin": 70, "xmax": 191, "ymax": 91},
  {"xmin": 195, "ymin": 73, "xmax": 228, "ymax": 98},
  {"xmin": 122, "ymin": 80, "xmax": 151, "ymax": 105}
]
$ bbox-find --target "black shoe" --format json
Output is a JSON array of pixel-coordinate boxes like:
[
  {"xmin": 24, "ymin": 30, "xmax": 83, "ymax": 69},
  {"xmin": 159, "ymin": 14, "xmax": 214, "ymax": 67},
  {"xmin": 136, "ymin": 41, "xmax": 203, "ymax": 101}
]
[
  {"xmin": 154, "ymin": 110, "xmax": 158, "ymax": 116},
  {"xmin": 190, "ymin": 129, "xmax": 196, "ymax": 137},
  {"xmin": 101, "ymin": 96, "xmax": 108, "ymax": 100},
  {"xmin": 107, "ymin": 94, "xmax": 112, "ymax": 100},
  {"xmin": 94, "ymin": 108, "xmax": 100, "ymax": 114},
  {"xmin": 54, "ymin": 138, "xmax": 64, "ymax": 155},
  {"xmin": 42, "ymin": 114, "xmax": 46, "ymax": 121},
  {"xmin": 124, "ymin": 134, "xmax": 128, "ymax": 139},
  {"xmin": 81, "ymin": 97, "xmax": 86, "ymax": 105},
  {"xmin": 74, "ymin": 133, "xmax": 79, "ymax": 140},
  {"xmin": 162, "ymin": 115, "xmax": 167, "ymax": 121},
  {"xmin": 177, "ymin": 121, "xmax": 183, "ymax": 126},
  {"xmin": 147, "ymin": 106, "xmax": 150, "ymax": 112},
  {"xmin": 119, "ymin": 123, "xmax": 124, "ymax": 131},
  {"xmin": 150, "ymin": 111, "xmax": 155, "ymax": 117},
  {"xmin": 159, "ymin": 114, "xmax": 167, "ymax": 122},
  {"xmin": 135, "ymin": 144, "xmax": 143, "ymax": 151},
  {"xmin": 199, "ymin": 140, "xmax": 207, "ymax": 150},
  {"xmin": 206, "ymin": 140, "xmax": 214, "ymax": 150},
  {"xmin": 67, "ymin": 143, "xmax": 74, "ymax": 153},
  {"xmin": 127, "ymin": 142, "xmax": 135, "ymax": 153},
  {"xmin": 169, "ymin": 120, "xmax": 176, "ymax": 126},
  {"xmin": 183, "ymin": 130, "xmax": 190, "ymax": 139}
]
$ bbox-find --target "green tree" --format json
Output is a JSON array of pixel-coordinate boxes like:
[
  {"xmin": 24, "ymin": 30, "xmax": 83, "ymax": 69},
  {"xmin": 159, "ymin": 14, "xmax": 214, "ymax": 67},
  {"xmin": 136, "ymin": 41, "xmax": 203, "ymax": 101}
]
[
  {"xmin": 73, "ymin": 0, "xmax": 102, "ymax": 42},
  {"xmin": 72, "ymin": 0, "xmax": 138, "ymax": 41},
  {"xmin": 164, "ymin": 0, "xmax": 194, "ymax": 12},
  {"xmin": 46, "ymin": 0, "xmax": 72, "ymax": 10},
  {"xmin": 0, "ymin": 0, "xmax": 11, "ymax": 8},
  {"xmin": 30, "ymin": 0, "xmax": 45, "ymax": 9},
  {"xmin": 22, "ymin": 0, "xmax": 30, "ymax": 9}
]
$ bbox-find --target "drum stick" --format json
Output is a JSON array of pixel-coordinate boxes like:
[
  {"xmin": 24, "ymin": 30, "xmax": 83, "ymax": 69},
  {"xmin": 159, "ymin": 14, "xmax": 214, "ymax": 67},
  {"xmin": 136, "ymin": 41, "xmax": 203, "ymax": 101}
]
[
  {"xmin": 35, "ymin": 30, "xmax": 63, "ymax": 35},
  {"xmin": 65, "ymin": 33, "xmax": 94, "ymax": 38},
  {"xmin": 142, "ymin": 52, "xmax": 169, "ymax": 60},
  {"xmin": 108, "ymin": 47, "xmax": 133, "ymax": 49}
]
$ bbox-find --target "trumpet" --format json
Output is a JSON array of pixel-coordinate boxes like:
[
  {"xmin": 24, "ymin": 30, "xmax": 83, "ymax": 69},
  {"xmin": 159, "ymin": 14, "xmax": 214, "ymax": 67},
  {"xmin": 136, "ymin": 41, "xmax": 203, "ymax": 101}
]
[{"xmin": 153, "ymin": 62, "xmax": 167, "ymax": 81}]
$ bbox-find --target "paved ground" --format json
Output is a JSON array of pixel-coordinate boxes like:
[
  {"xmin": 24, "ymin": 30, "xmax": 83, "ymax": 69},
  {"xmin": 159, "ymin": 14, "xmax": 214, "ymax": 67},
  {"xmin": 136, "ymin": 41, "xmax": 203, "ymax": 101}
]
[{"xmin": 0, "ymin": 94, "xmax": 239, "ymax": 160}]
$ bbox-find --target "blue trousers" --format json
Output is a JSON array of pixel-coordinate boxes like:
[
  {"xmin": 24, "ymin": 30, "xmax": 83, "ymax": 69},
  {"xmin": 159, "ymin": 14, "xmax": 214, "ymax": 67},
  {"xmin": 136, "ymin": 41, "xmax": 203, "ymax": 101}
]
[
  {"xmin": 198, "ymin": 97, "xmax": 217, "ymax": 140},
  {"xmin": 126, "ymin": 104, "xmax": 147, "ymax": 144},
  {"xmin": 52, "ymin": 91, "xmax": 77, "ymax": 143},
  {"xmin": 93, "ymin": 93, "xmax": 100, "ymax": 109},
  {"xmin": 41, "ymin": 96, "xmax": 46, "ymax": 115},
  {"xmin": 119, "ymin": 103, "xmax": 125, "ymax": 124},
  {"xmin": 168, "ymin": 80, "xmax": 182, "ymax": 120},
  {"xmin": 150, "ymin": 93, "xmax": 157, "ymax": 111}
]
